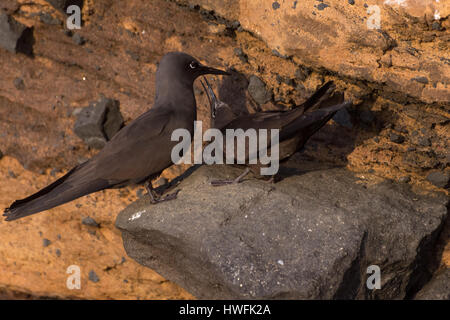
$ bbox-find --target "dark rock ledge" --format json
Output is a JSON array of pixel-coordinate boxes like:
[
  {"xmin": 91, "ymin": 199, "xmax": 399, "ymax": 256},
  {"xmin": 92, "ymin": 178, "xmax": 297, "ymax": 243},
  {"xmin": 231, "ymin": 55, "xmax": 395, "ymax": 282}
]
[{"xmin": 115, "ymin": 163, "xmax": 448, "ymax": 299}]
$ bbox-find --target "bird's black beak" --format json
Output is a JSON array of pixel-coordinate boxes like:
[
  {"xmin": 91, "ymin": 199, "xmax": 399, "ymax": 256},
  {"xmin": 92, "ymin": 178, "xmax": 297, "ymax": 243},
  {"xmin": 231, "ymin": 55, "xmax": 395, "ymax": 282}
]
[
  {"xmin": 199, "ymin": 65, "xmax": 230, "ymax": 76},
  {"xmin": 200, "ymin": 77, "xmax": 216, "ymax": 119}
]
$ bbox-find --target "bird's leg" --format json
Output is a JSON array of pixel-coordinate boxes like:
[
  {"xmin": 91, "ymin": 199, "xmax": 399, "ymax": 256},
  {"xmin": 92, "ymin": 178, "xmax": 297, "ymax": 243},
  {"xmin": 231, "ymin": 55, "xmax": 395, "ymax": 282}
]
[
  {"xmin": 145, "ymin": 181, "xmax": 160, "ymax": 204},
  {"xmin": 267, "ymin": 174, "xmax": 278, "ymax": 184},
  {"xmin": 145, "ymin": 181, "xmax": 180, "ymax": 204},
  {"xmin": 210, "ymin": 167, "xmax": 251, "ymax": 187}
]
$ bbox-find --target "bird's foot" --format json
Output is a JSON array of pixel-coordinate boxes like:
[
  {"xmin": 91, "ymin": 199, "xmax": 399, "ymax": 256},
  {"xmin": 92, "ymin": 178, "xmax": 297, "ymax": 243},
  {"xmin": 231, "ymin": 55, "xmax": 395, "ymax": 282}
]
[
  {"xmin": 210, "ymin": 168, "xmax": 250, "ymax": 187},
  {"xmin": 148, "ymin": 189, "xmax": 180, "ymax": 204},
  {"xmin": 267, "ymin": 175, "xmax": 277, "ymax": 184},
  {"xmin": 145, "ymin": 180, "xmax": 179, "ymax": 204}
]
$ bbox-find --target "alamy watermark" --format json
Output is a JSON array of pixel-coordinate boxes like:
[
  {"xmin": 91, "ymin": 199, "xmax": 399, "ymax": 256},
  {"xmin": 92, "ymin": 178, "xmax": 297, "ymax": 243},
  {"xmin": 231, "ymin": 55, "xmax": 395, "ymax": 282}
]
[
  {"xmin": 66, "ymin": 5, "xmax": 81, "ymax": 30},
  {"xmin": 171, "ymin": 121, "xmax": 280, "ymax": 175},
  {"xmin": 66, "ymin": 265, "xmax": 81, "ymax": 290},
  {"xmin": 366, "ymin": 265, "xmax": 381, "ymax": 290}
]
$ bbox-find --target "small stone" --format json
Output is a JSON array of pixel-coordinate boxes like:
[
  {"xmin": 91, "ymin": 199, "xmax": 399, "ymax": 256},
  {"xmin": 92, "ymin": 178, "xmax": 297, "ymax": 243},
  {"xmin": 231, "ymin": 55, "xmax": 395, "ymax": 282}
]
[
  {"xmin": 0, "ymin": 149, "xmax": 3, "ymax": 159},
  {"xmin": 0, "ymin": 13, "xmax": 34, "ymax": 55},
  {"xmin": 39, "ymin": 12, "xmax": 61, "ymax": 25},
  {"xmin": 271, "ymin": 49, "xmax": 289, "ymax": 59},
  {"xmin": 248, "ymin": 76, "xmax": 272, "ymax": 105},
  {"xmin": 333, "ymin": 108, "xmax": 353, "ymax": 129},
  {"xmin": 276, "ymin": 75, "xmax": 283, "ymax": 84},
  {"xmin": 230, "ymin": 20, "xmax": 241, "ymax": 30},
  {"xmin": 55, "ymin": 249, "xmax": 61, "ymax": 257},
  {"xmin": 82, "ymin": 216, "xmax": 100, "ymax": 228},
  {"xmin": 431, "ymin": 21, "xmax": 442, "ymax": 31},
  {"xmin": 418, "ymin": 137, "xmax": 431, "ymax": 147},
  {"xmin": 295, "ymin": 66, "xmax": 311, "ymax": 82},
  {"xmin": 317, "ymin": 3, "xmax": 329, "ymax": 10},
  {"xmin": 74, "ymin": 97, "xmax": 123, "ymax": 149},
  {"xmin": 272, "ymin": 1, "xmax": 280, "ymax": 10},
  {"xmin": 72, "ymin": 33, "xmax": 85, "ymax": 45},
  {"xmin": 234, "ymin": 47, "xmax": 243, "ymax": 56},
  {"xmin": 426, "ymin": 171, "xmax": 449, "ymax": 189},
  {"xmin": 412, "ymin": 76, "xmax": 429, "ymax": 84},
  {"xmin": 88, "ymin": 270, "xmax": 100, "ymax": 283},
  {"xmin": 348, "ymin": 0, "xmax": 355, "ymax": 5},
  {"xmin": 126, "ymin": 50, "xmax": 139, "ymax": 61},
  {"xmin": 398, "ymin": 176, "xmax": 411, "ymax": 184},
  {"xmin": 43, "ymin": 239, "xmax": 51, "ymax": 247},
  {"xmin": 234, "ymin": 47, "xmax": 248, "ymax": 63},
  {"xmin": 50, "ymin": 168, "xmax": 58, "ymax": 177},
  {"xmin": 8, "ymin": 170, "xmax": 16, "ymax": 178},
  {"xmin": 13, "ymin": 77, "xmax": 24, "ymax": 90},
  {"xmin": 390, "ymin": 133, "xmax": 405, "ymax": 144}
]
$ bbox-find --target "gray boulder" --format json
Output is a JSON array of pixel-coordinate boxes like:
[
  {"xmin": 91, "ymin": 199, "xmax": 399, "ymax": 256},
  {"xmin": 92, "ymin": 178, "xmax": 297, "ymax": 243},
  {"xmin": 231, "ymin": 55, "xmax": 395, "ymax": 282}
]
[{"xmin": 116, "ymin": 163, "xmax": 448, "ymax": 299}]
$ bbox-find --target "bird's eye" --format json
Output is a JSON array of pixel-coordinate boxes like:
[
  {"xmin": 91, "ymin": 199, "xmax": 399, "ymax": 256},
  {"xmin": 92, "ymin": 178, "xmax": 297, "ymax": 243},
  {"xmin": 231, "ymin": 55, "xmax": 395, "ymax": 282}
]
[{"xmin": 189, "ymin": 61, "xmax": 199, "ymax": 69}]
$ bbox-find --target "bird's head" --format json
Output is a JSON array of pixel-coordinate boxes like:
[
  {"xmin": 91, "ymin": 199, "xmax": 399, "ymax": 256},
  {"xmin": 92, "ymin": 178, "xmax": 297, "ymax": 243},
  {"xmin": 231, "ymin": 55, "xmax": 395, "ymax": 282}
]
[{"xmin": 156, "ymin": 52, "xmax": 229, "ymax": 86}]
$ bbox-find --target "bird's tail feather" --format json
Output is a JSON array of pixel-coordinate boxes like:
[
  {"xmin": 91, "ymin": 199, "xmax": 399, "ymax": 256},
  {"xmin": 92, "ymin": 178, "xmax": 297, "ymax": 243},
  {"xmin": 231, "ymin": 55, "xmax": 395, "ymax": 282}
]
[
  {"xmin": 281, "ymin": 101, "xmax": 351, "ymax": 141},
  {"xmin": 3, "ymin": 163, "xmax": 109, "ymax": 221},
  {"xmin": 300, "ymin": 81, "xmax": 336, "ymax": 112}
]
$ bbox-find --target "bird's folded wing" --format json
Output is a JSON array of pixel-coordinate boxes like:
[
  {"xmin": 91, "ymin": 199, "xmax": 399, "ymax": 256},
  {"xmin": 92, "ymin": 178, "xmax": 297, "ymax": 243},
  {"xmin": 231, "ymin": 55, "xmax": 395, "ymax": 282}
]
[{"xmin": 86, "ymin": 107, "xmax": 185, "ymax": 183}]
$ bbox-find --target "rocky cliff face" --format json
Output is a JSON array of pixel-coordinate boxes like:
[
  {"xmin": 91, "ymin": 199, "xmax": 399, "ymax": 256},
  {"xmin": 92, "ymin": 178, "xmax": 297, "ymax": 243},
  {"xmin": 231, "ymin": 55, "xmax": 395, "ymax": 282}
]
[{"xmin": 0, "ymin": 0, "xmax": 448, "ymax": 299}]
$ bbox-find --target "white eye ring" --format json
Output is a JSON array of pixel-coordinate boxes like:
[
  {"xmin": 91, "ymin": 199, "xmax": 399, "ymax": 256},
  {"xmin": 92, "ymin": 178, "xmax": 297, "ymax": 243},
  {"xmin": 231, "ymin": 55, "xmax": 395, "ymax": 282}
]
[{"xmin": 189, "ymin": 61, "xmax": 198, "ymax": 69}]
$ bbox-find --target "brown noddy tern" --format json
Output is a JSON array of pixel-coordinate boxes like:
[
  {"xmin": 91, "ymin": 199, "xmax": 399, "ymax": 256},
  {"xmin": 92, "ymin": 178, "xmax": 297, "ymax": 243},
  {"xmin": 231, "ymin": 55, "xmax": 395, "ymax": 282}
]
[
  {"xmin": 4, "ymin": 52, "xmax": 229, "ymax": 221},
  {"xmin": 200, "ymin": 77, "xmax": 352, "ymax": 185}
]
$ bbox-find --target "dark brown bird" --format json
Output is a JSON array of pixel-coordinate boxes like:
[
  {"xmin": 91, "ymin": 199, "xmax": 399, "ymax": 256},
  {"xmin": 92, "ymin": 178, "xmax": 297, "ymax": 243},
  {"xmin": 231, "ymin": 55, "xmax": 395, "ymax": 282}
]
[
  {"xmin": 4, "ymin": 52, "xmax": 229, "ymax": 221},
  {"xmin": 200, "ymin": 77, "xmax": 351, "ymax": 185}
]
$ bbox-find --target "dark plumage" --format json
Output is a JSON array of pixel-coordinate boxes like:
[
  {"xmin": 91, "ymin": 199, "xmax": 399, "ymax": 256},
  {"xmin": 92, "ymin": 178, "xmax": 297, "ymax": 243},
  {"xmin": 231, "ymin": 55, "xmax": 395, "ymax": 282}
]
[
  {"xmin": 200, "ymin": 77, "xmax": 351, "ymax": 184},
  {"xmin": 4, "ymin": 52, "xmax": 228, "ymax": 221}
]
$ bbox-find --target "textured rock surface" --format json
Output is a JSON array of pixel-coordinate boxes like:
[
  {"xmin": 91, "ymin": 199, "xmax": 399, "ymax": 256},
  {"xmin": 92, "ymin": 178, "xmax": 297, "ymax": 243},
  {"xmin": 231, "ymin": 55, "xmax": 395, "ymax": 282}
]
[
  {"xmin": 414, "ymin": 268, "xmax": 450, "ymax": 300},
  {"xmin": 176, "ymin": 0, "xmax": 450, "ymax": 104},
  {"xmin": 116, "ymin": 163, "xmax": 449, "ymax": 299},
  {"xmin": 0, "ymin": 156, "xmax": 193, "ymax": 299},
  {"xmin": 0, "ymin": 0, "xmax": 448, "ymax": 299}
]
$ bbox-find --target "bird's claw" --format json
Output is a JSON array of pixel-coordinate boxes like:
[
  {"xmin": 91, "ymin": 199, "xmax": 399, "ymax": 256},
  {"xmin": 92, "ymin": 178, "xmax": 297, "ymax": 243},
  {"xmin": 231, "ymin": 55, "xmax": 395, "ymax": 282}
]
[{"xmin": 149, "ymin": 189, "xmax": 180, "ymax": 204}]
